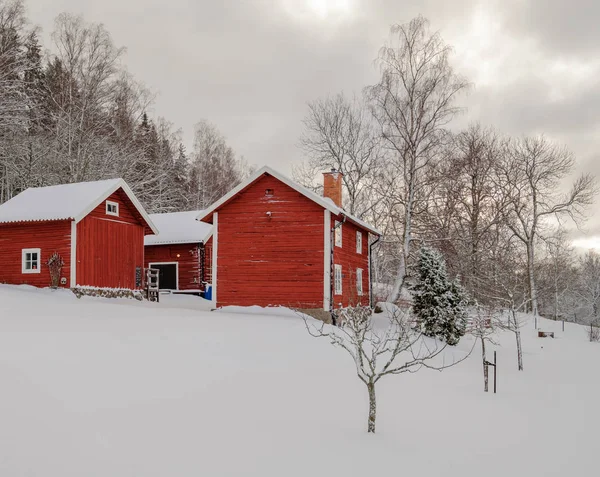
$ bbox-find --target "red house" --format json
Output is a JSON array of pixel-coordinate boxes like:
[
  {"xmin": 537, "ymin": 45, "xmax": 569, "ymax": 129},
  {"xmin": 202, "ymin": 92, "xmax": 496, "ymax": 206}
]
[
  {"xmin": 0, "ymin": 179, "xmax": 157, "ymax": 289},
  {"xmin": 199, "ymin": 166, "xmax": 381, "ymax": 315},
  {"xmin": 144, "ymin": 211, "xmax": 213, "ymax": 292}
]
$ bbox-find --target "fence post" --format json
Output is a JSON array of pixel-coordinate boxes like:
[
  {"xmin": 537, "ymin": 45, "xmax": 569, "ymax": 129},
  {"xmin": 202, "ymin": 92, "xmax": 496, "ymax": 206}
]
[{"xmin": 493, "ymin": 351, "xmax": 497, "ymax": 394}]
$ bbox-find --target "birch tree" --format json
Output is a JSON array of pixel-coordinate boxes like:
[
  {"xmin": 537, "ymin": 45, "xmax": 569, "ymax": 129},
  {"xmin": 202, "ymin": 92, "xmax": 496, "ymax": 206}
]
[
  {"xmin": 499, "ymin": 136, "xmax": 597, "ymax": 320},
  {"xmin": 296, "ymin": 93, "xmax": 387, "ymax": 220},
  {"xmin": 366, "ymin": 16, "xmax": 470, "ymax": 303}
]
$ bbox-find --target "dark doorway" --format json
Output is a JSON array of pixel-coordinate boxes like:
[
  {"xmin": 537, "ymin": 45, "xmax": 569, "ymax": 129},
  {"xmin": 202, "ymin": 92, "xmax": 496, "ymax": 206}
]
[{"xmin": 150, "ymin": 263, "xmax": 178, "ymax": 290}]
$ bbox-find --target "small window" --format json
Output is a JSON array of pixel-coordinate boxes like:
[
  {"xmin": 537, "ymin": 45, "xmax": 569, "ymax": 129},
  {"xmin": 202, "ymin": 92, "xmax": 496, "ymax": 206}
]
[
  {"xmin": 334, "ymin": 264, "xmax": 342, "ymax": 295},
  {"xmin": 334, "ymin": 222, "xmax": 342, "ymax": 247},
  {"xmin": 356, "ymin": 268, "xmax": 363, "ymax": 296},
  {"xmin": 265, "ymin": 189, "xmax": 274, "ymax": 197},
  {"xmin": 22, "ymin": 248, "xmax": 41, "ymax": 274},
  {"xmin": 106, "ymin": 200, "xmax": 119, "ymax": 216},
  {"xmin": 356, "ymin": 231, "xmax": 363, "ymax": 254}
]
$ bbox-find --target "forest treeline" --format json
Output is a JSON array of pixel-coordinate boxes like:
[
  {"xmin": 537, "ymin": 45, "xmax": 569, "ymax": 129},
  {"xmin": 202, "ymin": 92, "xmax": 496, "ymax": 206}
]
[{"xmin": 0, "ymin": 0, "xmax": 251, "ymax": 213}]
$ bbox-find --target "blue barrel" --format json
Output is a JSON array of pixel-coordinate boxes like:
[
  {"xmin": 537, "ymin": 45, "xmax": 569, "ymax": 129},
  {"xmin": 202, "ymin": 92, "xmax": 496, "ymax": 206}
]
[{"xmin": 204, "ymin": 285, "xmax": 212, "ymax": 301}]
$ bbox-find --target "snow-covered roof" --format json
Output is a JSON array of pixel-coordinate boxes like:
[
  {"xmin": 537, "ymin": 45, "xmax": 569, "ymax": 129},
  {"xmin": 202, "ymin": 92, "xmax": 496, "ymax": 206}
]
[
  {"xmin": 197, "ymin": 166, "xmax": 382, "ymax": 235},
  {"xmin": 145, "ymin": 211, "xmax": 213, "ymax": 246},
  {"xmin": 0, "ymin": 178, "xmax": 158, "ymax": 234}
]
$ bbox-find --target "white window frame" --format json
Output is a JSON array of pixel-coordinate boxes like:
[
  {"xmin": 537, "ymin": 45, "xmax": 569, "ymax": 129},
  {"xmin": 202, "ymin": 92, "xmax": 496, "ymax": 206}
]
[
  {"xmin": 22, "ymin": 248, "xmax": 41, "ymax": 274},
  {"xmin": 356, "ymin": 268, "xmax": 363, "ymax": 296},
  {"xmin": 334, "ymin": 264, "xmax": 342, "ymax": 295},
  {"xmin": 356, "ymin": 231, "xmax": 362, "ymax": 254},
  {"xmin": 106, "ymin": 200, "xmax": 119, "ymax": 217},
  {"xmin": 334, "ymin": 221, "xmax": 342, "ymax": 248}
]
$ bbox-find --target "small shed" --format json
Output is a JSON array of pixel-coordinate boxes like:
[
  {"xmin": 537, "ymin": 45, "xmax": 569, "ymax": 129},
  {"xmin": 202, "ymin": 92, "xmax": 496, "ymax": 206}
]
[
  {"xmin": 144, "ymin": 211, "xmax": 213, "ymax": 292},
  {"xmin": 0, "ymin": 179, "xmax": 157, "ymax": 289}
]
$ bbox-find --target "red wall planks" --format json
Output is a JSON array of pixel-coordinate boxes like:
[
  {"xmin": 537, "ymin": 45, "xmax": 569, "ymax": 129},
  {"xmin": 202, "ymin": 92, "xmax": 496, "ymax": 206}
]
[
  {"xmin": 332, "ymin": 217, "xmax": 370, "ymax": 308},
  {"xmin": 204, "ymin": 237, "xmax": 213, "ymax": 284},
  {"xmin": 0, "ymin": 220, "xmax": 72, "ymax": 288},
  {"xmin": 216, "ymin": 174, "xmax": 325, "ymax": 309},
  {"xmin": 144, "ymin": 243, "xmax": 202, "ymax": 290},
  {"xmin": 76, "ymin": 189, "xmax": 145, "ymax": 289}
]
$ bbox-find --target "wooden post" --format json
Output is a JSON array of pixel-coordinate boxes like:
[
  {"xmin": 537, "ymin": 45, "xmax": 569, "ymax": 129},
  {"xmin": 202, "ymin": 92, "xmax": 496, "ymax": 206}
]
[
  {"xmin": 562, "ymin": 320, "xmax": 565, "ymax": 332},
  {"xmin": 493, "ymin": 351, "xmax": 497, "ymax": 394}
]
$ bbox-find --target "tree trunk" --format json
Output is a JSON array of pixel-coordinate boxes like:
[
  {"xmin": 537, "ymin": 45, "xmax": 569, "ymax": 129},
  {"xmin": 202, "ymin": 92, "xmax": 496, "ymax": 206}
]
[
  {"xmin": 527, "ymin": 242, "xmax": 538, "ymax": 321},
  {"xmin": 388, "ymin": 184, "xmax": 414, "ymax": 303},
  {"xmin": 367, "ymin": 381, "xmax": 377, "ymax": 433},
  {"xmin": 481, "ymin": 337, "xmax": 488, "ymax": 392},
  {"xmin": 512, "ymin": 309, "xmax": 523, "ymax": 371}
]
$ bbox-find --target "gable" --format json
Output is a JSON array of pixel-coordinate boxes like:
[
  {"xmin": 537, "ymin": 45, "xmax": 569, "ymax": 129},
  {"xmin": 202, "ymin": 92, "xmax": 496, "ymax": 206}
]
[
  {"xmin": 84, "ymin": 188, "xmax": 155, "ymax": 235},
  {"xmin": 197, "ymin": 166, "xmax": 381, "ymax": 235},
  {"xmin": 218, "ymin": 174, "xmax": 325, "ymax": 217}
]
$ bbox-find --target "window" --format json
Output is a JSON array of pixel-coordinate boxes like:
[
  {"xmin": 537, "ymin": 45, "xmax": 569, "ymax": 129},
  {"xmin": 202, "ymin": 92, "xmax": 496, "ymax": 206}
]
[
  {"xmin": 356, "ymin": 268, "xmax": 363, "ymax": 296},
  {"xmin": 22, "ymin": 248, "xmax": 41, "ymax": 274},
  {"xmin": 106, "ymin": 200, "xmax": 119, "ymax": 216},
  {"xmin": 356, "ymin": 231, "xmax": 363, "ymax": 254},
  {"xmin": 334, "ymin": 264, "xmax": 343, "ymax": 295},
  {"xmin": 334, "ymin": 221, "xmax": 342, "ymax": 247},
  {"xmin": 265, "ymin": 188, "xmax": 274, "ymax": 197}
]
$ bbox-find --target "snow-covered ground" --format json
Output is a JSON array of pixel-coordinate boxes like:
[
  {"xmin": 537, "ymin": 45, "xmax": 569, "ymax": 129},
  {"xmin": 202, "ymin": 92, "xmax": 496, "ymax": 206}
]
[{"xmin": 0, "ymin": 284, "xmax": 598, "ymax": 476}]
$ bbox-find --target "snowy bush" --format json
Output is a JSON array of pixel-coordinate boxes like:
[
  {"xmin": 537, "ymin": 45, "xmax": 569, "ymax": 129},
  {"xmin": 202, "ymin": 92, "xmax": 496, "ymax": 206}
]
[
  {"xmin": 46, "ymin": 252, "xmax": 65, "ymax": 289},
  {"xmin": 72, "ymin": 287, "xmax": 144, "ymax": 301},
  {"xmin": 412, "ymin": 247, "xmax": 468, "ymax": 346}
]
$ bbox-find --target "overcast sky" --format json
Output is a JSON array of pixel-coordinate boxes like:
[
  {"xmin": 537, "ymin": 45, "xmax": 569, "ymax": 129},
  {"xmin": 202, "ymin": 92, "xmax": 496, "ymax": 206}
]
[{"xmin": 26, "ymin": 0, "xmax": 600, "ymax": 242}]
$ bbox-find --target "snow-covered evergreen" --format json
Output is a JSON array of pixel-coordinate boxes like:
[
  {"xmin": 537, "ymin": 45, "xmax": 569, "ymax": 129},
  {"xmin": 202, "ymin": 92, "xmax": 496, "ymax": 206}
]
[{"xmin": 413, "ymin": 246, "xmax": 468, "ymax": 346}]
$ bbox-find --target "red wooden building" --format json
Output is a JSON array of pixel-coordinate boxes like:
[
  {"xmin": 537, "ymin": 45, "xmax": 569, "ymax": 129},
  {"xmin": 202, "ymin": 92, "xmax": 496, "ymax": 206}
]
[
  {"xmin": 0, "ymin": 179, "xmax": 157, "ymax": 289},
  {"xmin": 199, "ymin": 166, "xmax": 381, "ymax": 314},
  {"xmin": 144, "ymin": 211, "xmax": 213, "ymax": 292}
]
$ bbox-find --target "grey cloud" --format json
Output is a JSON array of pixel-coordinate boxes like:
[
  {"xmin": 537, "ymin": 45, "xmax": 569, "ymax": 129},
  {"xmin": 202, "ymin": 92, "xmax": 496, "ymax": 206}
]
[{"xmin": 503, "ymin": 0, "xmax": 600, "ymax": 58}]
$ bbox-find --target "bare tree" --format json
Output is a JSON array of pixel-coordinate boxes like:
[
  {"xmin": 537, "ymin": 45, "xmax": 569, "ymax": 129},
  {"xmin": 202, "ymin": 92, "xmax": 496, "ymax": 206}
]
[
  {"xmin": 366, "ymin": 16, "xmax": 470, "ymax": 303},
  {"xmin": 304, "ymin": 304, "xmax": 471, "ymax": 433},
  {"xmin": 188, "ymin": 120, "xmax": 251, "ymax": 209},
  {"xmin": 537, "ymin": 228, "xmax": 577, "ymax": 321},
  {"xmin": 499, "ymin": 136, "xmax": 597, "ymax": 321},
  {"xmin": 296, "ymin": 93, "xmax": 387, "ymax": 220},
  {"xmin": 468, "ymin": 305, "xmax": 500, "ymax": 391},
  {"xmin": 574, "ymin": 250, "xmax": 600, "ymax": 325}
]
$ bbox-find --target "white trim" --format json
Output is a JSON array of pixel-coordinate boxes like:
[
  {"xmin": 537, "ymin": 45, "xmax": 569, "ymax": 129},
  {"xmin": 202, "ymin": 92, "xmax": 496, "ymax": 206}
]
[
  {"xmin": 74, "ymin": 178, "xmax": 159, "ymax": 235},
  {"xmin": 334, "ymin": 264, "xmax": 342, "ymax": 295},
  {"xmin": 22, "ymin": 248, "xmax": 41, "ymax": 274},
  {"xmin": 105, "ymin": 200, "xmax": 119, "ymax": 217},
  {"xmin": 212, "ymin": 212, "xmax": 218, "ymax": 306},
  {"xmin": 323, "ymin": 210, "xmax": 331, "ymax": 311},
  {"xmin": 334, "ymin": 221, "xmax": 343, "ymax": 248},
  {"xmin": 196, "ymin": 165, "xmax": 381, "ymax": 235},
  {"xmin": 70, "ymin": 221, "xmax": 77, "ymax": 287},
  {"xmin": 356, "ymin": 268, "xmax": 364, "ymax": 296},
  {"xmin": 368, "ymin": 236, "xmax": 372, "ymax": 307},
  {"xmin": 356, "ymin": 231, "xmax": 363, "ymax": 254},
  {"xmin": 148, "ymin": 262, "xmax": 179, "ymax": 290}
]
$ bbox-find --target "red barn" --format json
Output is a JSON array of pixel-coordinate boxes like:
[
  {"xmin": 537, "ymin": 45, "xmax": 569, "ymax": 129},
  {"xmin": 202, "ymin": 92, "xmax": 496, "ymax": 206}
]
[
  {"xmin": 0, "ymin": 179, "xmax": 157, "ymax": 289},
  {"xmin": 199, "ymin": 166, "xmax": 381, "ymax": 316},
  {"xmin": 144, "ymin": 211, "xmax": 213, "ymax": 292}
]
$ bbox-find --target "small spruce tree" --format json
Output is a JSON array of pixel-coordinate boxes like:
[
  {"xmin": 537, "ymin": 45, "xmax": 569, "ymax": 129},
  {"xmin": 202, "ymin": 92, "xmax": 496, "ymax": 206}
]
[{"xmin": 412, "ymin": 247, "xmax": 468, "ymax": 345}]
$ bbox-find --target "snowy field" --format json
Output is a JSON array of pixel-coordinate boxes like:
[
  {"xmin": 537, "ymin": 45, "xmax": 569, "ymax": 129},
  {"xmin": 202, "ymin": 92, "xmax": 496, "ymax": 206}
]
[{"xmin": 0, "ymin": 285, "xmax": 598, "ymax": 476}]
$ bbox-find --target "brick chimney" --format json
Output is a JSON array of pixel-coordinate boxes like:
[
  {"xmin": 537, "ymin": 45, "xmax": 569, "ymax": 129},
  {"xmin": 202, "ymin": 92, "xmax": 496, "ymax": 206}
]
[{"xmin": 323, "ymin": 169, "xmax": 343, "ymax": 208}]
